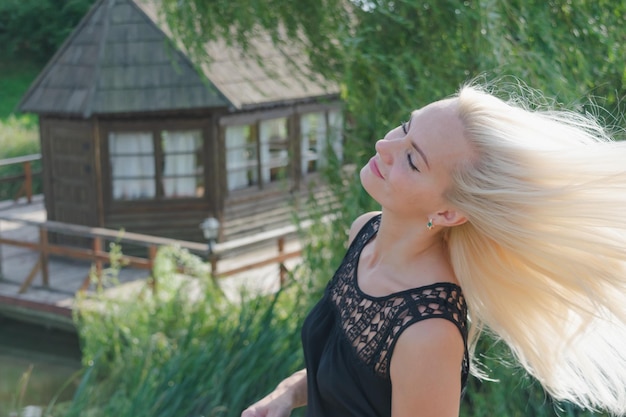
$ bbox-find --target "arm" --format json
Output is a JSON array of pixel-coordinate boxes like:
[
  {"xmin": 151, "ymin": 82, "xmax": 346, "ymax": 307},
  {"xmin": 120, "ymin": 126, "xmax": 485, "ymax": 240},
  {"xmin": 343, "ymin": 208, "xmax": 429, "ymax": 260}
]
[
  {"xmin": 390, "ymin": 319, "xmax": 464, "ymax": 417},
  {"xmin": 241, "ymin": 369, "xmax": 307, "ymax": 417}
]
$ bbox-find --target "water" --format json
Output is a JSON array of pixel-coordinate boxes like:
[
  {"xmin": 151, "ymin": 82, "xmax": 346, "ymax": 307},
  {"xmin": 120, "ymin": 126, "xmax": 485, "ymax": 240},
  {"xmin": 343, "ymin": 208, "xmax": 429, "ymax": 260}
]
[{"xmin": 0, "ymin": 317, "xmax": 81, "ymax": 416}]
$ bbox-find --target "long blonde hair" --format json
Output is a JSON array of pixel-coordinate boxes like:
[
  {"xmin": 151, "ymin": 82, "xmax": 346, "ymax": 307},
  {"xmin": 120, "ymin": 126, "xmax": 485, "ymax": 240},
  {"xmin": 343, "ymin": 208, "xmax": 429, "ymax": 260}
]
[{"xmin": 446, "ymin": 83, "xmax": 626, "ymax": 414}]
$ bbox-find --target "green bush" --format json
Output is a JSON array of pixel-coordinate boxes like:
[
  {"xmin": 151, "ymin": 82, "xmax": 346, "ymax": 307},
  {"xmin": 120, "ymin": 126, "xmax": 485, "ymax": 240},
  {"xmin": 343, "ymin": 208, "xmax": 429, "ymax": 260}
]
[{"xmin": 0, "ymin": 115, "xmax": 41, "ymax": 201}]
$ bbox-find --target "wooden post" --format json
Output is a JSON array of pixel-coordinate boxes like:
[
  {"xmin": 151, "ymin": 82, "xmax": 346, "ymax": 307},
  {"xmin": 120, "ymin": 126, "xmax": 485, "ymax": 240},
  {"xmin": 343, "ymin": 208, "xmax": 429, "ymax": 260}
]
[
  {"xmin": 93, "ymin": 237, "xmax": 103, "ymax": 289},
  {"xmin": 148, "ymin": 245, "xmax": 157, "ymax": 293},
  {"xmin": 278, "ymin": 237, "xmax": 286, "ymax": 286},
  {"xmin": 12, "ymin": 161, "xmax": 33, "ymax": 203},
  {"xmin": 23, "ymin": 161, "xmax": 32, "ymax": 204},
  {"xmin": 18, "ymin": 260, "xmax": 41, "ymax": 294},
  {"xmin": 40, "ymin": 229, "xmax": 49, "ymax": 287},
  {"xmin": 19, "ymin": 227, "xmax": 48, "ymax": 293},
  {"xmin": 210, "ymin": 255, "xmax": 218, "ymax": 278}
]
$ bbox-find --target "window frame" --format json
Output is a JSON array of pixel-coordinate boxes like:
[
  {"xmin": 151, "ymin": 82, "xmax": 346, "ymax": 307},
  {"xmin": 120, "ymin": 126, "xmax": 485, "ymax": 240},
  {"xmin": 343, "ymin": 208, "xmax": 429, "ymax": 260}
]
[
  {"xmin": 102, "ymin": 119, "xmax": 210, "ymax": 207},
  {"xmin": 221, "ymin": 105, "xmax": 344, "ymax": 197}
]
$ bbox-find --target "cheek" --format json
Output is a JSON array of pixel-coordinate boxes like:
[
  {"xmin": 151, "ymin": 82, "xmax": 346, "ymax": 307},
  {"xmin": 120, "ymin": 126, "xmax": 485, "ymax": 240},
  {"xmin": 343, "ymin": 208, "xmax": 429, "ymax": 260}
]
[{"xmin": 388, "ymin": 166, "xmax": 419, "ymax": 195}]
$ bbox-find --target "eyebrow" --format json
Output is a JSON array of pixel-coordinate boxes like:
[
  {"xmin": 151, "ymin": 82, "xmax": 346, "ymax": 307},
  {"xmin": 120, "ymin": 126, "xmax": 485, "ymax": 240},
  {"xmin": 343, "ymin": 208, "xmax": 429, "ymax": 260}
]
[{"xmin": 407, "ymin": 113, "xmax": 430, "ymax": 169}]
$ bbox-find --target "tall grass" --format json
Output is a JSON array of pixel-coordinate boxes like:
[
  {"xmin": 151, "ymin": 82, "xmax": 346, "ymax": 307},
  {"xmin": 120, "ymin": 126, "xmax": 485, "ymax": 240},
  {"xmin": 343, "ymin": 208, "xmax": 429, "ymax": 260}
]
[{"xmin": 58, "ymin": 245, "xmax": 309, "ymax": 417}]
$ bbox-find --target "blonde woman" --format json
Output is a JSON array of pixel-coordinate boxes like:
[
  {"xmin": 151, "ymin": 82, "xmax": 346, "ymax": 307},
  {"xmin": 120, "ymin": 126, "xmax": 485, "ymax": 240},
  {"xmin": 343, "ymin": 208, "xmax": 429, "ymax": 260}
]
[{"xmin": 242, "ymin": 83, "xmax": 626, "ymax": 417}]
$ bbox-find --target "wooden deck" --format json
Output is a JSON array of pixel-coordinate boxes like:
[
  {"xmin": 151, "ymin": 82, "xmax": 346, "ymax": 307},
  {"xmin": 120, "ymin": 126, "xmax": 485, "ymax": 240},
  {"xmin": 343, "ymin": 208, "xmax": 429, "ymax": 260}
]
[
  {"xmin": 0, "ymin": 196, "xmax": 144, "ymax": 331},
  {"xmin": 0, "ymin": 196, "xmax": 302, "ymax": 333}
]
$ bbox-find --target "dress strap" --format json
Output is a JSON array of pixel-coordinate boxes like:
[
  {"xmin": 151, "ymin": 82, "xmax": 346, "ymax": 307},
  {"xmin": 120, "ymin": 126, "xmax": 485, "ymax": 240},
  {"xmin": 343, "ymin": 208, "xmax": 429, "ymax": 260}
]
[{"xmin": 347, "ymin": 214, "xmax": 381, "ymax": 254}]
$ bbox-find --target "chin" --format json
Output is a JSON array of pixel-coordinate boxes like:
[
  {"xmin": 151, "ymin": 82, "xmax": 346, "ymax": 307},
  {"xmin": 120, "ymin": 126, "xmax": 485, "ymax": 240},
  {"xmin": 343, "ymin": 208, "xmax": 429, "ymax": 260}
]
[{"xmin": 359, "ymin": 177, "xmax": 380, "ymax": 204}]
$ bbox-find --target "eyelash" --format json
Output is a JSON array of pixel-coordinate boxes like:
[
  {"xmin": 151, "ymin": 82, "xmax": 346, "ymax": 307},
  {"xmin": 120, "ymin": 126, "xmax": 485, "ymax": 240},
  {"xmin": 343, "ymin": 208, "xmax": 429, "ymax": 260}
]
[
  {"xmin": 401, "ymin": 121, "xmax": 419, "ymax": 172},
  {"xmin": 407, "ymin": 153, "xmax": 420, "ymax": 172}
]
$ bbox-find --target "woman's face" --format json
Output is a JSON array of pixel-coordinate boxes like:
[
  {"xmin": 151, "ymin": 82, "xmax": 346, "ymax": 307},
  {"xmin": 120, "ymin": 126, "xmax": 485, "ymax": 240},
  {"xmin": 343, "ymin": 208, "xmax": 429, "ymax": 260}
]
[{"xmin": 360, "ymin": 98, "xmax": 471, "ymax": 221}]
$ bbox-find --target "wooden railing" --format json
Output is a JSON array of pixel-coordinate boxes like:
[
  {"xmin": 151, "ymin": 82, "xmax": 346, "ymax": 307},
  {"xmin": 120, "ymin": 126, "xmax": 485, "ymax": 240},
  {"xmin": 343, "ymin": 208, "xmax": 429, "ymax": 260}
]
[
  {"xmin": 0, "ymin": 153, "xmax": 41, "ymax": 204},
  {"xmin": 0, "ymin": 215, "xmax": 306, "ymax": 294}
]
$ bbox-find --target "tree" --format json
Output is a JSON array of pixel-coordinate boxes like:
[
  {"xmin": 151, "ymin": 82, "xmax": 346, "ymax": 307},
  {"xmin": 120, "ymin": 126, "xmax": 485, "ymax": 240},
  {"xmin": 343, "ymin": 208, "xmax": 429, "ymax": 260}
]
[
  {"xmin": 0, "ymin": 0, "xmax": 96, "ymax": 62},
  {"xmin": 160, "ymin": 0, "xmax": 626, "ymax": 145}
]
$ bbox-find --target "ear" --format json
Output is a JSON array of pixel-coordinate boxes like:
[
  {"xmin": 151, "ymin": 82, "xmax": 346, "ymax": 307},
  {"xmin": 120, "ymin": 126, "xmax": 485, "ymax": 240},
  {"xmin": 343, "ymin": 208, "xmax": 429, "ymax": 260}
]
[{"xmin": 431, "ymin": 208, "xmax": 468, "ymax": 228}]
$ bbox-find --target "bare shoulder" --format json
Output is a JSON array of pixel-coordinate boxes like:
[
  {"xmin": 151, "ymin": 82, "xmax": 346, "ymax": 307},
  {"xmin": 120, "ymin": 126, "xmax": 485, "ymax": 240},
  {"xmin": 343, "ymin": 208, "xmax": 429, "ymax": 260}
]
[
  {"xmin": 393, "ymin": 318, "xmax": 464, "ymax": 359},
  {"xmin": 389, "ymin": 319, "xmax": 464, "ymax": 417},
  {"xmin": 348, "ymin": 211, "xmax": 381, "ymax": 245}
]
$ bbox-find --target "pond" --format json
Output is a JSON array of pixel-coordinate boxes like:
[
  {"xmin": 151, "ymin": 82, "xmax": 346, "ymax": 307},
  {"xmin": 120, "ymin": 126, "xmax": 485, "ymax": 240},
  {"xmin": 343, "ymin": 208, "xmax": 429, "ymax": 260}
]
[{"xmin": 0, "ymin": 316, "xmax": 81, "ymax": 416}]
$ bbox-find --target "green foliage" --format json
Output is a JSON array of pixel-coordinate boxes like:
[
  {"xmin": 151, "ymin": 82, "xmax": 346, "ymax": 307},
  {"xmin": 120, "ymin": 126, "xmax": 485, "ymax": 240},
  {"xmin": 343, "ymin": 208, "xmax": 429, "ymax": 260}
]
[
  {"xmin": 0, "ymin": 60, "xmax": 42, "ymax": 118},
  {"xmin": 0, "ymin": 0, "xmax": 96, "ymax": 63},
  {"xmin": 479, "ymin": 0, "xmax": 626, "ymax": 111},
  {"xmin": 66, "ymin": 246, "xmax": 308, "ymax": 417},
  {"xmin": 162, "ymin": 0, "xmax": 626, "ymax": 159},
  {"xmin": 0, "ymin": 115, "xmax": 41, "ymax": 200}
]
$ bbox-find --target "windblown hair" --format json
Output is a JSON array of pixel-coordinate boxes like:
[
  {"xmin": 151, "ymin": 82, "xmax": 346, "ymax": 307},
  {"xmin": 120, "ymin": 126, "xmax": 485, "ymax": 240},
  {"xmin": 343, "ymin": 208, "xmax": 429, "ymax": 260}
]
[{"xmin": 446, "ymin": 83, "xmax": 626, "ymax": 415}]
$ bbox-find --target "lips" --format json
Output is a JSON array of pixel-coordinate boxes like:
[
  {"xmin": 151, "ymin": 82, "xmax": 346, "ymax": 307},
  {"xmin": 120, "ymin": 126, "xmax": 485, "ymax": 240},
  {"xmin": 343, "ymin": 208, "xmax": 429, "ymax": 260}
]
[{"xmin": 369, "ymin": 157, "xmax": 383, "ymax": 179}]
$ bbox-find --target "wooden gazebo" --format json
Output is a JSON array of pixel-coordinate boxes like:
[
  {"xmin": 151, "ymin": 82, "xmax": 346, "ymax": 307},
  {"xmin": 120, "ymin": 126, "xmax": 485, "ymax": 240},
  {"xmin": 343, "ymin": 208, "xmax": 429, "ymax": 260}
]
[{"xmin": 18, "ymin": 0, "xmax": 342, "ymax": 243}]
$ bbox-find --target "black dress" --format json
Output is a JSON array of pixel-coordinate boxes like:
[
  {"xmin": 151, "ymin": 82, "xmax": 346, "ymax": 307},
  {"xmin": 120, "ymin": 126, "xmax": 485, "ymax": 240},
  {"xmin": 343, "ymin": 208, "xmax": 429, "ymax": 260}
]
[{"xmin": 301, "ymin": 214, "xmax": 469, "ymax": 417}]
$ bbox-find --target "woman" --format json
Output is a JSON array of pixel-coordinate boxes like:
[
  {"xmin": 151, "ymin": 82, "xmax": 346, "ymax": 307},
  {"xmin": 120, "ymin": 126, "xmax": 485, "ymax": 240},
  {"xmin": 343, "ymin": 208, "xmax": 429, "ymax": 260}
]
[{"xmin": 242, "ymin": 83, "xmax": 626, "ymax": 417}]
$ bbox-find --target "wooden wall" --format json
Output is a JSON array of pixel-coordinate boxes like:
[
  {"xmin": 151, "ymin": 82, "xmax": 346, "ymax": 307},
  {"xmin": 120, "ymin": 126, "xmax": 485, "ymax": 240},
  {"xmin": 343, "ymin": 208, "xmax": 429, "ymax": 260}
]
[
  {"xmin": 98, "ymin": 116, "xmax": 217, "ymax": 242},
  {"xmin": 40, "ymin": 118, "xmax": 99, "ymax": 227}
]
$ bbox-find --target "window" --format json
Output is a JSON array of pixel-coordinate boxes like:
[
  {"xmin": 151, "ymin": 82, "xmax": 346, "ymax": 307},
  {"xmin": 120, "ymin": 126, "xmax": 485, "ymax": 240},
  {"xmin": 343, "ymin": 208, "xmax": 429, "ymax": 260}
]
[
  {"xmin": 224, "ymin": 110, "xmax": 342, "ymax": 193},
  {"xmin": 225, "ymin": 125, "xmax": 258, "ymax": 191},
  {"xmin": 300, "ymin": 109, "xmax": 343, "ymax": 174},
  {"xmin": 162, "ymin": 130, "xmax": 204, "ymax": 198},
  {"xmin": 108, "ymin": 129, "xmax": 204, "ymax": 201},
  {"xmin": 109, "ymin": 132, "xmax": 156, "ymax": 200},
  {"xmin": 260, "ymin": 118, "xmax": 289, "ymax": 183},
  {"xmin": 328, "ymin": 110, "xmax": 344, "ymax": 162},
  {"xmin": 300, "ymin": 112, "xmax": 325, "ymax": 174},
  {"xmin": 225, "ymin": 117, "xmax": 289, "ymax": 191}
]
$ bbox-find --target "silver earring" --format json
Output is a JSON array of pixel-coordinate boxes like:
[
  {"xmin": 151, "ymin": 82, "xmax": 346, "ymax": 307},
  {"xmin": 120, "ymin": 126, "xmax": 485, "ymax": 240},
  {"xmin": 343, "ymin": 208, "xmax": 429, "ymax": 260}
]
[{"xmin": 427, "ymin": 219, "xmax": 434, "ymax": 230}]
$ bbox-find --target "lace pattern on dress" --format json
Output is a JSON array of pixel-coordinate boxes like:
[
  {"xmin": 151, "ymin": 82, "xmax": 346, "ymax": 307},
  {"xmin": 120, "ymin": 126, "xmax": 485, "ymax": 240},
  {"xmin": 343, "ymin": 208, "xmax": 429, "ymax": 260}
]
[{"xmin": 328, "ymin": 215, "xmax": 469, "ymax": 380}]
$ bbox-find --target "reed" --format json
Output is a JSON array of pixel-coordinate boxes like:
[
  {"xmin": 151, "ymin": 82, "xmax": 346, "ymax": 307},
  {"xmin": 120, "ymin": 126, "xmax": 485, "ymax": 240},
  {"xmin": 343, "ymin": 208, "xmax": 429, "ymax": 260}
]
[{"xmin": 60, "ymin": 245, "xmax": 309, "ymax": 417}]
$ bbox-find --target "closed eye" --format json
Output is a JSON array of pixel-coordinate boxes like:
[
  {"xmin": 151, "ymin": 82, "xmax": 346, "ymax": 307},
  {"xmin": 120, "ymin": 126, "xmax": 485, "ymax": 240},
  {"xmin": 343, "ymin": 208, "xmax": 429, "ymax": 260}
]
[
  {"xmin": 401, "ymin": 121, "xmax": 408, "ymax": 134},
  {"xmin": 407, "ymin": 153, "xmax": 420, "ymax": 172}
]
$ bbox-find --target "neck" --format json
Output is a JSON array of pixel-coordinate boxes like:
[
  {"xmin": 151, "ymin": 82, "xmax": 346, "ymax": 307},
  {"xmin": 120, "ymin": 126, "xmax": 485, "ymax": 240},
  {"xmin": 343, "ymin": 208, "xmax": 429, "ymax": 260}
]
[{"xmin": 366, "ymin": 211, "xmax": 447, "ymax": 269}]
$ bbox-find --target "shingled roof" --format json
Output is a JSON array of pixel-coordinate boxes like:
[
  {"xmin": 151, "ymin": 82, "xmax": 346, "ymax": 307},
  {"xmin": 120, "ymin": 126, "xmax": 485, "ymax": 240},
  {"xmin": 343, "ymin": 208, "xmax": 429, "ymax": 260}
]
[{"xmin": 18, "ymin": 0, "xmax": 338, "ymax": 117}]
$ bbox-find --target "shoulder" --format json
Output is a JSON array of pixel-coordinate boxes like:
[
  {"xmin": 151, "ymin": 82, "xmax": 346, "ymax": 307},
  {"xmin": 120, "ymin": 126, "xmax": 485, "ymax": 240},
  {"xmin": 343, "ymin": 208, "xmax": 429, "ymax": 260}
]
[
  {"xmin": 348, "ymin": 211, "xmax": 381, "ymax": 245},
  {"xmin": 389, "ymin": 319, "xmax": 464, "ymax": 417},
  {"xmin": 392, "ymin": 318, "xmax": 464, "ymax": 363}
]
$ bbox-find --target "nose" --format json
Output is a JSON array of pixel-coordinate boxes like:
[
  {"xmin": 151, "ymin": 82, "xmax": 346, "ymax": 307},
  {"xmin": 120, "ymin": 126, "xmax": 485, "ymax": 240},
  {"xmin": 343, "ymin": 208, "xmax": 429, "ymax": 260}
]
[
  {"xmin": 375, "ymin": 137, "xmax": 396, "ymax": 164},
  {"xmin": 375, "ymin": 138, "xmax": 387, "ymax": 153}
]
